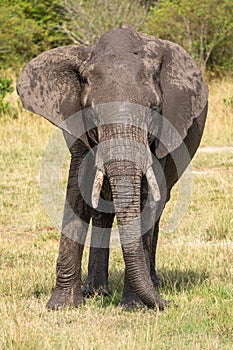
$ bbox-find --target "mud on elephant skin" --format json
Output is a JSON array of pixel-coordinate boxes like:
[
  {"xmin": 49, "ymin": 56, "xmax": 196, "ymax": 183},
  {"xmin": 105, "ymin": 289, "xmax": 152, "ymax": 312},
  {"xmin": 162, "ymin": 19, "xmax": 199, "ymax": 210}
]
[{"xmin": 17, "ymin": 25, "xmax": 208, "ymax": 310}]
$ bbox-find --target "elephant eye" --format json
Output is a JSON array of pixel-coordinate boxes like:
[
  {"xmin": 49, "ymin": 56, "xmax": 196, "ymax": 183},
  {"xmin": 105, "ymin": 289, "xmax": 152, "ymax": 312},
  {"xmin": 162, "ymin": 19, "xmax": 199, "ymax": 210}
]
[
  {"xmin": 80, "ymin": 75, "xmax": 88, "ymax": 84},
  {"xmin": 151, "ymin": 103, "xmax": 162, "ymax": 114},
  {"xmin": 90, "ymin": 63, "xmax": 104, "ymax": 79}
]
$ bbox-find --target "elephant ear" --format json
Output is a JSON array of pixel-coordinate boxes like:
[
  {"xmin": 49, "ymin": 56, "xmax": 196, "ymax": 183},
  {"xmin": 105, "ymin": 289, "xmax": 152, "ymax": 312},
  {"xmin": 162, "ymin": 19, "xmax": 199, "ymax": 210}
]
[
  {"xmin": 143, "ymin": 35, "xmax": 208, "ymax": 158},
  {"xmin": 17, "ymin": 45, "xmax": 89, "ymax": 139}
]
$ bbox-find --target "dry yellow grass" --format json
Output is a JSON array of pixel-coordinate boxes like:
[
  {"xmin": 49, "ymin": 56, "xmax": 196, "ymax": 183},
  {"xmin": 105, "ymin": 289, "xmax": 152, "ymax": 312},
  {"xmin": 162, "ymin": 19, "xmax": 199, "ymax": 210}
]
[{"xmin": 201, "ymin": 78, "xmax": 233, "ymax": 146}]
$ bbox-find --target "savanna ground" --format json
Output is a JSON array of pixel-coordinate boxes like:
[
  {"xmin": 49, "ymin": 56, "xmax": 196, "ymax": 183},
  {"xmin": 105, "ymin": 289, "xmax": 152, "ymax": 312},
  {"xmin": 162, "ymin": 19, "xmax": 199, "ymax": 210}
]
[{"xmin": 0, "ymin": 79, "xmax": 233, "ymax": 349}]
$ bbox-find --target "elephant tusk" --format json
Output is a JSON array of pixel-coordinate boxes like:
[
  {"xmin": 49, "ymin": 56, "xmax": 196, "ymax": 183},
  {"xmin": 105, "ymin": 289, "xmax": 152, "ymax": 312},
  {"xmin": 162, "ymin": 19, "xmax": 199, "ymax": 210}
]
[
  {"xmin": 92, "ymin": 168, "xmax": 104, "ymax": 209},
  {"xmin": 146, "ymin": 166, "xmax": 161, "ymax": 202}
]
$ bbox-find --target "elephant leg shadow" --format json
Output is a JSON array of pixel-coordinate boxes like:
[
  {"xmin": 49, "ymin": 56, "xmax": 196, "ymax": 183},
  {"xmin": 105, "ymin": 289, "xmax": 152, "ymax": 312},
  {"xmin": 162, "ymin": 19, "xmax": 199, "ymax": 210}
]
[{"xmin": 99, "ymin": 267, "xmax": 209, "ymax": 308}]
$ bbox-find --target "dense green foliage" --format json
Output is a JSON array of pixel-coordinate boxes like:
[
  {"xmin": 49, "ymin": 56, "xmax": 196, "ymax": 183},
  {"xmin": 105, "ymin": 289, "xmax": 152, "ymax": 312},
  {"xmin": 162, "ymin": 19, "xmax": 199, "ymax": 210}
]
[
  {"xmin": 0, "ymin": 0, "xmax": 232, "ymax": 73},
  {"xmin": 147, "ymin": 0, "xmax": 233, "ymax": 73},
  {"xmin": 0, "ymin": 77, "xmax": 14, "ymax": 116},
  {"xmin": 0, "ymin": 0, "xmax": 69, "ymax": 69},
  {"xmin": 0, "ymin": 77, "xmax": 13, "ymax": 99}
]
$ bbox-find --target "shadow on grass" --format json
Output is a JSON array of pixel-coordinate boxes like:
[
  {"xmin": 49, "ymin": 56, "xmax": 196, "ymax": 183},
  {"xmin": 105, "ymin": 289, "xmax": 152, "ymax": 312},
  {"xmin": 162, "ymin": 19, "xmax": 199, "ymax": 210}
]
[
  {"xmin": 98, "ymin": 268, "xmax": 209, "ymax": 308},
  {"xmin": 157, "ymin": 268, "xmax": 209, "ymax": 292},
  {"xmin": 107, "ymin": 268, "xmax": 209, "ymax": 294},
  {"xmin": 32, "ymin": 268, "xmax": 209, "ymax": 308}
]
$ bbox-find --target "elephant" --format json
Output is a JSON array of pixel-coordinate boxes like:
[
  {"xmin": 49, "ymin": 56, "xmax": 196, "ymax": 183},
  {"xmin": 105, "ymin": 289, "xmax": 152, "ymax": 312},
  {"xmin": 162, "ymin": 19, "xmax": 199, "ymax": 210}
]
[{"xmin": 17, "ymin": 25, "xmax": 208, "ymax": 310}]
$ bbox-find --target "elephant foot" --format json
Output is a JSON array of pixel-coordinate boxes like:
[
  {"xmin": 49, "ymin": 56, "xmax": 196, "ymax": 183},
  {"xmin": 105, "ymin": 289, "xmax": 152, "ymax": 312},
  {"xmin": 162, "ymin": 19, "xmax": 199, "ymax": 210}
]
[
  {"xmin": 118, "ymin": 298, "xmax": 145, "ymax": 310},
  {"xmin": 120, "ymin": 293, "xmax": 172, "ymax": 311},
  {"xmin": 82, "ymin": 282, "xmax": 110, "ymax": 297},
  {"xmin": 154, "ymin": 296, "xmax": 173, "ymax": 311},
  {"xmin": 119, "ymin": 287, "xmax": 144, "ymax": 310},
  {"xmin": 46, "ymin": 286, "xmax": 84, "ymax": 310}
]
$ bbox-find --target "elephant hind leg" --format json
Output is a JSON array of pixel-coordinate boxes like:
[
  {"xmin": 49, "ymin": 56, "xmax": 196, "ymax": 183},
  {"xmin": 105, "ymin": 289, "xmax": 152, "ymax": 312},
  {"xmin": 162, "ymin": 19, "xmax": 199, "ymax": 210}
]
[{"xmin": 82, "ymin": 211, "xmax": 115, "ymax": 297}]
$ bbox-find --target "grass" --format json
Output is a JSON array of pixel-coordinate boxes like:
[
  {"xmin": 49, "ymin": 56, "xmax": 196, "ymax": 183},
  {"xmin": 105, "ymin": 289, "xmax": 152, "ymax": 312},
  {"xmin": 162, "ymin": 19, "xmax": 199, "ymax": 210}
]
[
  {"xmin": 0, "ymin": 78, "xmax": 233, "ymax": 349},
  {"xmin": 201, "ymin": 78, "xmax": 233, "ymax": 146}
]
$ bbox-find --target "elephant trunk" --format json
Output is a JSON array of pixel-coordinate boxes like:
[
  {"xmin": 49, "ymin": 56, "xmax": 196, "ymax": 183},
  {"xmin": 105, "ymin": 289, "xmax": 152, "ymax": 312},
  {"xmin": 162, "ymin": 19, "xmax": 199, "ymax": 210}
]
[{"xmin": 106, "ymin": 160, "xmax": 164, "ymax": 309}]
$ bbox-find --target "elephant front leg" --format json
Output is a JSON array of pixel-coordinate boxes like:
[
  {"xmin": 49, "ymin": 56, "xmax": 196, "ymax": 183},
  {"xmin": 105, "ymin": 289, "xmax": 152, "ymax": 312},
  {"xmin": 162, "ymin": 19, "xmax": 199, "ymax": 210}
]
[
  {"xmin": 82, "ymin": 211, "xmax": 114, "ymax": 296},
  {"xmin": 46, "ymin": 195, "xmax": 90, "ymax": 309},
  {"xmin": 47, "ymin": 139, "xmax": 91, "ymax": 310},
  {"xmin": 46, "ymin": 234, "xmax": 85, "ymax": 310}
]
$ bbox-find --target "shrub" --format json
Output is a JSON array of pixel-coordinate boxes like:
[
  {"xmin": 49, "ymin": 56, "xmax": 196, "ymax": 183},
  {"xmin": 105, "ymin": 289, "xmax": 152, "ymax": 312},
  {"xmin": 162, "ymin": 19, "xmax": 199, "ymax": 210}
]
[{"xmin": 0, "ymin": 77, "xmax": 15, "ymax": 117}]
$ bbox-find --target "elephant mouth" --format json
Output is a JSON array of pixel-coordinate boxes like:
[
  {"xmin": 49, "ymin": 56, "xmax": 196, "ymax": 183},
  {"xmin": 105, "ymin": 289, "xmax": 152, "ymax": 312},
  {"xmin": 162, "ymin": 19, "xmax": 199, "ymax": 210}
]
[
  {"xmin": 85, "ymin": 103, "xmax": 162, "ymax": 211},
  {"xmin": 91, "ymin": 159, "xmax": 161, "ymax": 209},
  {"xmin": 92, "ymin": 163, "xmax": 160, "ymax": 211},
  {"xmin": 91, "ymin": 137, "xmax": 160, "ymax": 213}
]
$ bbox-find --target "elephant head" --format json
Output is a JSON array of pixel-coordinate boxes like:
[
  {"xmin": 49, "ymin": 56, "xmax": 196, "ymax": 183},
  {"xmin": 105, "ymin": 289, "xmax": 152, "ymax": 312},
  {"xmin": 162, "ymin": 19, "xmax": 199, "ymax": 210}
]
[{"xmin": 17, "ymin": 25, "xmax": 208, "ymax": 309}]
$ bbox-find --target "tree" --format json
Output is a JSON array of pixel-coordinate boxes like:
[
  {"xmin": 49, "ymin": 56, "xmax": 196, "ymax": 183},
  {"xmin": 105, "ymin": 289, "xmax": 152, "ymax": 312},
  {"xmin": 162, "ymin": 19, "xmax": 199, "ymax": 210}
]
[
  {"xmin": 147, "ymin": 0, "xmax": 233, "ymax": 72},
  {"xmin": 0, "ymin": 0, "xmax": 69, "ymax": 68},
  {"xmin": 60, "ymin": 0, "xmax": 150, "ymax": 45}
]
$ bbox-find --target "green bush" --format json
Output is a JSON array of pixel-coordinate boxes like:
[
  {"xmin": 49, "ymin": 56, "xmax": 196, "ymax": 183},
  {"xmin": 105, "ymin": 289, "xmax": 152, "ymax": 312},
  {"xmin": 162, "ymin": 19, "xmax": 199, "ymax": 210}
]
[
  {"xmin": 146, "ymin": 0, "xmax": 233, "ymax": 73},
  {"xmin": 0, "ymin": 77, "xmax": 14, "ymax": 117},
  {"xmin": 0, "ymin": 0, "xmax": 70, "ymax": 69}
]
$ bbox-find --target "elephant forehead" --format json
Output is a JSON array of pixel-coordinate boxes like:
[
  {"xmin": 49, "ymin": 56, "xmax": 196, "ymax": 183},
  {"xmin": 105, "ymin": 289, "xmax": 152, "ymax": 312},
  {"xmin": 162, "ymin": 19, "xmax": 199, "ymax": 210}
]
[
  {"xmin": 88, "ymin": 53, "xmax": 143, "ymax": 76},
  {"xmin": 93, "ymin": 28, "xmax": 143, "ymax": 56}
]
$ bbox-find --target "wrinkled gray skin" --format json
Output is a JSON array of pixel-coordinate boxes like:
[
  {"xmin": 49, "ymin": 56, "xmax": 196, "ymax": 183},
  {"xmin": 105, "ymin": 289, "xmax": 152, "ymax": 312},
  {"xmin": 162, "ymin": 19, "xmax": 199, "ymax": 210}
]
[{"xmin": 17, "ymin": 25, "xmax": 208, "ymax": 310}]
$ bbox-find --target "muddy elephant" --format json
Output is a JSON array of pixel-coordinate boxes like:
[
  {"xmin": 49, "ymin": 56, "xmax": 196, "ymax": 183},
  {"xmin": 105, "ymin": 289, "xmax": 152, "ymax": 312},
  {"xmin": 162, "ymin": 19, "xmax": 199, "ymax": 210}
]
[{"xmin": 17, "ymin": 25, "xmax": 208, "ymax": 310}]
